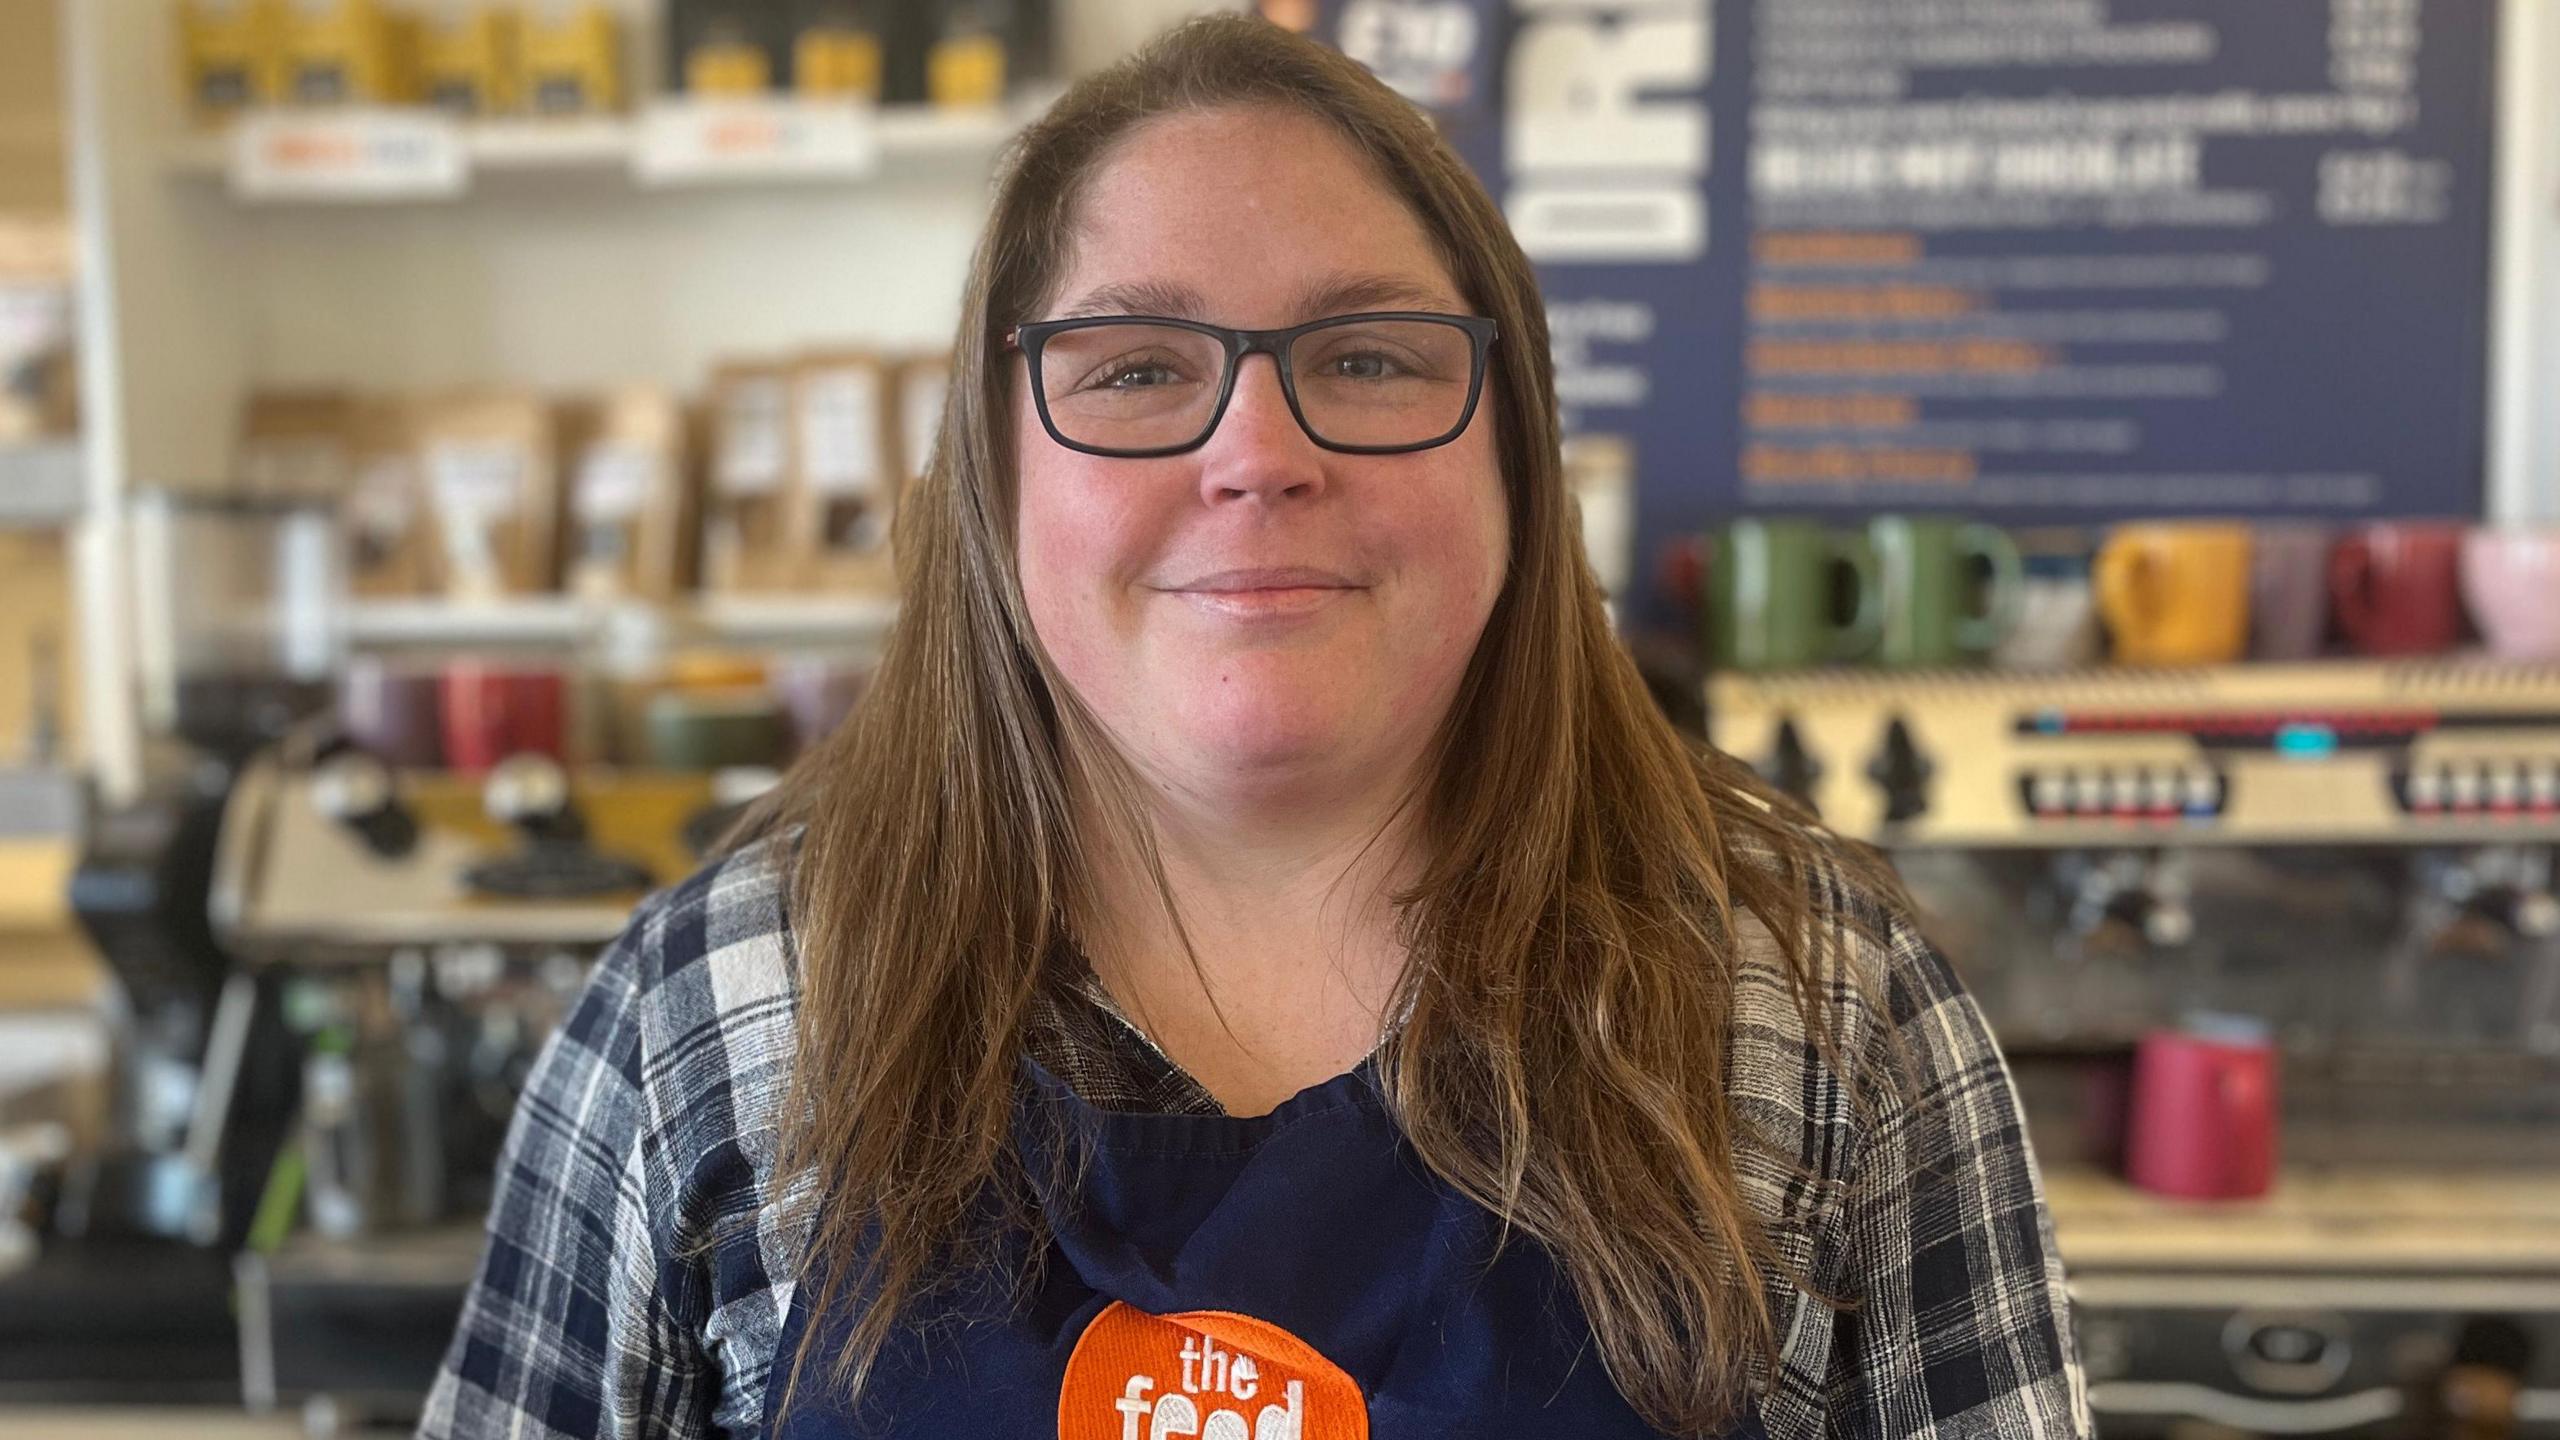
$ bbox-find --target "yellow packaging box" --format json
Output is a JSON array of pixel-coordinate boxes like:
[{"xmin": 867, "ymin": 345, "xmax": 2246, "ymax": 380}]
[
  {"xmin": 794, "ymin": 24, "xmax": 882, "ymax": 100},
  {"xmin": 178, "ymin": 0, "xmax": 290, "ymax": 124},
  {"xmin": 421, "ymin": 6, "xmax": 523, "ymax": 116},
  {"xmin": 284, "ymin": 0, "xmax": 418, "ymax": 106},
  {"xmin": 519, "ymin": 4, "xmax": 624, "ymax": 115}
]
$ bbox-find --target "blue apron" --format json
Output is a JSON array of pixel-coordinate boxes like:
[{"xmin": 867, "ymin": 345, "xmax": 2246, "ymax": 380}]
[{"xmin": 764, "ymin": 1052, "xmax": 1768, "ymax": 1439}]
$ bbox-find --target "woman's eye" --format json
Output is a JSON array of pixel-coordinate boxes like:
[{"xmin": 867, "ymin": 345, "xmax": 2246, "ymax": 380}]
[
  {"xmin": 1082, "ymin": 356, "xmax": 1183, "ymax": 391},
  {"xmin": 1323, "ymin": 350, "xmax": 1402, "ymax": 380}
]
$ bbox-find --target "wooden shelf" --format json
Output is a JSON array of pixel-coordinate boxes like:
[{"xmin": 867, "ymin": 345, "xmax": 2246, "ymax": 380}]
[
  {"xmin": 163, "ymin": 95, "xmax": 1050, "ymax": 200},
  {"xmin": 341, "ymin": 594, "xmax": 898, "ymax": 650}
]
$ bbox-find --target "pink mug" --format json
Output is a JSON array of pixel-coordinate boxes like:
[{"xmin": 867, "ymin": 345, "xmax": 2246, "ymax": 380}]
[
  {"xmin": 2125, "ymin": 1016, "xmax": 2278, "ymax": 1201},
  {"xmin": 2463, "ymin": 529, "xmax": 2560, "ymax": 661}
]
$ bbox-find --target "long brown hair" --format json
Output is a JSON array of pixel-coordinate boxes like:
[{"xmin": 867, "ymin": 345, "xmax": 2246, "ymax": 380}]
[{"xmin": 749, "ymin": 14, "xmax": 1903, "ymax": 1436}]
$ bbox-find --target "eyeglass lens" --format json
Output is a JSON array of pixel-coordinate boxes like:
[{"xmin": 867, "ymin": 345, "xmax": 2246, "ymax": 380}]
[{"xmin": 1036, "ymin": 318, "xmax": 1478, "ymax": 453}]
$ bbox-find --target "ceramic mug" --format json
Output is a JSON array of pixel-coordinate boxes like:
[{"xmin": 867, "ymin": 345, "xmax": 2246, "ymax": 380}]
[
  {"xmin": 2330, "ymin": 522, "xmax": 2466, "ymax": 657},
  {"xmin": 1704, "ymin": 519, "xmax": 1882, "ymax": 671},
  {"xmin": 2462, "ymin": 529, "xmax": 2560, "ymax": 660},
  {"xmin": 2125, "ymin": 1014, "xmax": 2278, "ymax": 1201},
  {"xmin": 1868, "ymin": 516, "xmax": 2023, "ymax": 668},
  {"xmin": 2094, "ymin": 524, "xmax": 2252, "ymax": 665},
  {"xmin": 2248, "ymin": 524, "xmax": 2332, "ymax": 661},
  {"xmin": 1993, "ymin": 551, "xmax": 2103, "ymax": 670}
]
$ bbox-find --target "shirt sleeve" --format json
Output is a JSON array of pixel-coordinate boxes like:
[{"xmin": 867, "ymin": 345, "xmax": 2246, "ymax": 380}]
[
  {"xmin": 417, "ymin": 905, "xmax": 717, "ymax": 1440},
  {"xmin": 1819, "ymin": 919, "xmax": 2095, "ymax": 1440}
]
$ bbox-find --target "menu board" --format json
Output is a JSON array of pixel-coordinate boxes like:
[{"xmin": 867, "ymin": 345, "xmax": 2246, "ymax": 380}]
[{"xmin": 1293, "ymin": 0, "xmax": 2498, "ymax": 546}]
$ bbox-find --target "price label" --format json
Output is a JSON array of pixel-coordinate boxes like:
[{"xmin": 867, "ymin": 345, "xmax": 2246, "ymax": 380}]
[
  {"xmin": 715, "ymin": 379, "xmax": 791, "ymax": 497},
  {"xmin": 427, "ymin": 443, "xmax": 528, "ymax": 523},
  {"xmin": 800, "ymin": 368, "xmax": 886, "ymax": 498},
  {"xmin": 634, "ymin": 98, "xmax": 882, "ymax": 185},
  {"xmin": 576, "ymin": 444, "xmax": 661, "ymax": 524},
  {"xmin": 231, "ymin": 109, "xmax": 470, "ymax": 201}
]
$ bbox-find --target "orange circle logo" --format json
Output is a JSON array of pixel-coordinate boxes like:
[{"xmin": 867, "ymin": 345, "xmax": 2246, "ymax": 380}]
[{"xmin": 1058, "ymin": 1301, "xmax": 1368, "ymax": 1440}]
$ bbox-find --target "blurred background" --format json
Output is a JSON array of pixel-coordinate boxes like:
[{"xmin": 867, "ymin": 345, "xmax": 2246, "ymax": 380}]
[{"xmin": 0, "ymin": 1, "xmax": 2557, "ymax": 1436}]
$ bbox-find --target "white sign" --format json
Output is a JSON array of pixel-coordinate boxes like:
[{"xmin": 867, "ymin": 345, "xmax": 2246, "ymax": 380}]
[
  {"xmin": 634, "ymin": 98, "xmax": 882, "ymax": 186},
  {"xmin": 231, "ymin": 109, "xmax": 470, "ymax": 201}
]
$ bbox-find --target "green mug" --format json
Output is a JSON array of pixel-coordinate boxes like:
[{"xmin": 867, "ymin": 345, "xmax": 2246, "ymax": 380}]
[
  {"xmin": 1868, "ymin": 516, "xmax": 2024, "ymax": 667},
  {"xmin": 1706, "ymin": 519, "xmax": 1882, "ymax": 671}
]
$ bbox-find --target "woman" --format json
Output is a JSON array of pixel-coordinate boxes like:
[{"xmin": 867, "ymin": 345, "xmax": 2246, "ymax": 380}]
[{"xmin": 422, "ymin": 15, "xmax": 2089, "ymax": 1440}]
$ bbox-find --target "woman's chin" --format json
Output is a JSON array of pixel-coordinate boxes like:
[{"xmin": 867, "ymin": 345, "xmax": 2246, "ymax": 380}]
[{"xmin": 1169, "ymin": 691, "xmax": 1369, "ymax": 782}]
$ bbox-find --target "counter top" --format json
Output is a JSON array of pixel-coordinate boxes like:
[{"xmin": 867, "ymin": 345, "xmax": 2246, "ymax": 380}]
[{"xmin": 2044, "ymin": 1163, "xmax": 2560, "ymax": 1273}]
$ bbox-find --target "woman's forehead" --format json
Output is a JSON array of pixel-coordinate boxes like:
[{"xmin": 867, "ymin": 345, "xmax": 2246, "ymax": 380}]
[
  {"xmin": 1051, "ymin": 272, "xmax": 1464, "ymax": 326},
  {"xmin": 1044, "ymin": 107, "xmax": 1467, "ymax": 324}
]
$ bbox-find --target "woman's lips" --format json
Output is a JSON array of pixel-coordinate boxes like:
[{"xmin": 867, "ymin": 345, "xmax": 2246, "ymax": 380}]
[
  {"xmin": 1170, "ymin": 586, "xmax": 1356, "ymax": 619},
  {"xmin": 1157, "ymin": 568, "xmax": 1365, "ymax": 620}
]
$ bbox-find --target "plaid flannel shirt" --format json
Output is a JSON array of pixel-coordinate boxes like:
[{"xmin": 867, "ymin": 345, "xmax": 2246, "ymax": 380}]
[{"xmin": 418, "ymin": 826, "xmax": 2093, "ymax": 1439}]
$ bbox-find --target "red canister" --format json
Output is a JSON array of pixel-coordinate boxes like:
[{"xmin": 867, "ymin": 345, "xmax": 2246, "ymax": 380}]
[
  {"xmin": 2124, "ymin": 1016, "xmax": 2278, "ymax": 1201},
  {"xmin": 440, "ymin": 662, "xmax": 567, "ymax": 775}
]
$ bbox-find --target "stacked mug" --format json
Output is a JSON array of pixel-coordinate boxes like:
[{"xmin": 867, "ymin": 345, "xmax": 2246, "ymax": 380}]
[
  {"xmin": 1702, "ymin": 517, "xmax": 2023, "ymax": 671},
  {"xmin": 2089, "ymin": 520, "xmax": 2560, "ymax": 665},
  {"xmin": 1690, "ymin": 517, "xmax": 2560, "ymax": 670}
]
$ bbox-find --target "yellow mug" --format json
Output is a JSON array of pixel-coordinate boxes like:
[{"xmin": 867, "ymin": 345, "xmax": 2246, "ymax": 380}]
[{"xmin": 2095, "ymin": 524, "xmax": 2253, "ymax": 665}]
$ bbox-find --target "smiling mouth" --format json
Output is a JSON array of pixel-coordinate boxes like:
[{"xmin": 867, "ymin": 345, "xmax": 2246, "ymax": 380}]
[
  {"xmin": 1165, "ymin": 567, "xmax": 1364, "ymax": 594},
  {"xmin": 1157, "ymin": 571, "xmax": 1361, "ymax": 617}
]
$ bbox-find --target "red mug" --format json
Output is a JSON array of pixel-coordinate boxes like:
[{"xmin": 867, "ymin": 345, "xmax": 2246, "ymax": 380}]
[
  {"xmin": 440, "ymin": 662, "xmax": 567, "ymax": 775},
  {"xmin": 2124, "ymin": 1017, "xmax": 2277, "ymax": 1201},
  {"xmin": 2329, "ymin": 523, "xmax": 2466, "ymax": 657}
]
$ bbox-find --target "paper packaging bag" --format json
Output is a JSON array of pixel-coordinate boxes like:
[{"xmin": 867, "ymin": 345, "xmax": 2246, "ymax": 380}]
[
  {"xmin": 345, "ymin": 400, "xmax": 437, "ymax": 596},
  {"xmin": 0, "ymin": 223, "xmax": 76, "ymax": 443},
  {"xmin": 790, "ymin": 351, "xmax": 899, "ymax": 594},
  {"xmin": 561, "ymin": 388, "xmax": 698, "ymax": 603},
  {"xmin": 893, "ymin": 352, "xmax": 948, "ymax": 483},
  {"xmin": 414, "ymin": 393, "xmax": 562, "ymax": 600},
  {"xmin": 236, "ymin": 390, "xmax": 362, "ymax": 502},
  {"xmin": 703, "ymin": 363, "xmax": 798, "ymax": 593}
]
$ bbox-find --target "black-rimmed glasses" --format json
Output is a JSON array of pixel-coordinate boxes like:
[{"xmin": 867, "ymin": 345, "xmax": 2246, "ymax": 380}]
[{"xmin": 1007, "ymin": 311, "xmax": 1499, "ymax": 459}]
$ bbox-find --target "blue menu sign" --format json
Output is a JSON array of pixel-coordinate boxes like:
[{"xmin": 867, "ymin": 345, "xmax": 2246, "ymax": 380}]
[{"xmin": 1280, "ymin": 0, "xmax": 2498, "ymax": 549}]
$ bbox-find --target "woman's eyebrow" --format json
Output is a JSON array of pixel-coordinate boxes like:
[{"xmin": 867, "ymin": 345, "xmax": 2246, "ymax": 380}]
[
  {"xmin": 1058, "ymin": 279, "xmax": 1207, "ymax": 321},
  {"xmin": 1052, "ymin": 272, "xmax": 1460, "ymax": 324},
  {"xmin": 1293, "ymin": 272, "xmax": 1458, "ymax": 317}
]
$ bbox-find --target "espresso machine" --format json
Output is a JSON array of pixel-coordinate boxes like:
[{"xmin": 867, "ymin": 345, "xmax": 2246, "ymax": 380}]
[
  {"xmin": 1712, "ymin": 660, "xmax": 2560, "ymax": 1439},
  {"xmin": 208, "ymin": 737, "xmax": 717, "ymax": 1433},
  {"xmin": 1, "ymin": 492, "xmax": 339, "ymax": 1403}
]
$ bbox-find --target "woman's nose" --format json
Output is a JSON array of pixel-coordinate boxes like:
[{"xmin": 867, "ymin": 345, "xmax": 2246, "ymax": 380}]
[{"xmin": 1196, "ymin": 353, "xmax": 1328, "ymax": 505}]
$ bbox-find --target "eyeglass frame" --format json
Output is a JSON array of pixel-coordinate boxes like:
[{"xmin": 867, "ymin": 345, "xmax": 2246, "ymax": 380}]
[{"xmin": 1004, "ymin": 310, "xmax": 1501, "ymax": 459}]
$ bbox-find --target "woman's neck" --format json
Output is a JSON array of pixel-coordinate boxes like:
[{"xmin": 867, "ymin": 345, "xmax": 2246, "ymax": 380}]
[{"xmin": 1075, "ymin": 765, "xmax": 1426, "ymax": 1116}]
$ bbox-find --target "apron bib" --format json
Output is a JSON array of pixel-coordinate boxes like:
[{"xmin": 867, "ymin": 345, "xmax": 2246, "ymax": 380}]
[{"xmin": 764, "ymin": 1054, "xmax": 1767, "ymax": 1439}]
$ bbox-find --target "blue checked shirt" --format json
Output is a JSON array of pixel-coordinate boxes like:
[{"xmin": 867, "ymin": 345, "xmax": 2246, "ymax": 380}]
[{"xmin": 418, "ymin": 828, "xmax": 2093, "ymax": 1439}]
